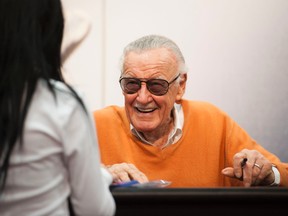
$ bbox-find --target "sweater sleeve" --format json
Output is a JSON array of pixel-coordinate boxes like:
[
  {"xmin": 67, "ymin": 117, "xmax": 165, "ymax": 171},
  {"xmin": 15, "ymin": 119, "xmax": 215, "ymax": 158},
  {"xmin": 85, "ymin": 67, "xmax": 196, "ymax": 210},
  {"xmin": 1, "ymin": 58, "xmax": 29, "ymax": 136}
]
[{"xmin": 225, "ymin": 116, "xmax": 288, "ymax": 187}]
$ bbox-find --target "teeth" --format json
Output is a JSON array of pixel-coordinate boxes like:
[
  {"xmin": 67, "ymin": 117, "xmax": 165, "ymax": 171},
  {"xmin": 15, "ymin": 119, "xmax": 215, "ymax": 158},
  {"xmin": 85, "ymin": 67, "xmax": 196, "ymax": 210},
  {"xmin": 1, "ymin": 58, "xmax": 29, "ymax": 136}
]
[{"xmin": 136, "ymin": 108, "xmax": 154, "ymax": 113}]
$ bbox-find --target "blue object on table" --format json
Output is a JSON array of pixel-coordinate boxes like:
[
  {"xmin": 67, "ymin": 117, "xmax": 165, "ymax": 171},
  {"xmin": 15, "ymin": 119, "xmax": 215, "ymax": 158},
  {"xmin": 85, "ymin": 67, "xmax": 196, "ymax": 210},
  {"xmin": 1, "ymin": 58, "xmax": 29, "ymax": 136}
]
[{"xmin": 110, "ymin": 180, "xmax": 139, "ymax": 188}]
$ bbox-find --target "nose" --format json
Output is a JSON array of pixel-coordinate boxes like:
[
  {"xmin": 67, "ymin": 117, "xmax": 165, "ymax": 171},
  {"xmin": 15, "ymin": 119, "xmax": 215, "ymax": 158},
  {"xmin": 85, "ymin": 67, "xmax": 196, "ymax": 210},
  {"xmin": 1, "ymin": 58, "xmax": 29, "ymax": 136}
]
[{"xmin": 136, "ymin": 82, "xmax": 152, "ymax": 103}]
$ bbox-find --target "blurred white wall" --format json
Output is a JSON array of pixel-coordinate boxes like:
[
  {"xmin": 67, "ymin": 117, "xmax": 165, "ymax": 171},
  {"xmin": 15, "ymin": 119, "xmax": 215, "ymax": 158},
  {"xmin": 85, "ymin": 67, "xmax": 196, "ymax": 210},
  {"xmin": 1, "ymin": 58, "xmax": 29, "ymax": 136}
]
[
  {"xmin": 61, "ymin": 0, "xmax": 105, "ymax": 109},
  {"xmin": 61, "ymin": 0, "xmax": 288, "ymax": 161}
]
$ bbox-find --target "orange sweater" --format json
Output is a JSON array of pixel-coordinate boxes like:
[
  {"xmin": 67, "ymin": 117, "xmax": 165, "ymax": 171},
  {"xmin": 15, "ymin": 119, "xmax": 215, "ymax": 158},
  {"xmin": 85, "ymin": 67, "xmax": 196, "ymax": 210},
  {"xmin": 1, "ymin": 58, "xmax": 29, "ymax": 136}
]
[{"xmin": 94, "ymin": 99, "xmax": 288, "ymax": 187}]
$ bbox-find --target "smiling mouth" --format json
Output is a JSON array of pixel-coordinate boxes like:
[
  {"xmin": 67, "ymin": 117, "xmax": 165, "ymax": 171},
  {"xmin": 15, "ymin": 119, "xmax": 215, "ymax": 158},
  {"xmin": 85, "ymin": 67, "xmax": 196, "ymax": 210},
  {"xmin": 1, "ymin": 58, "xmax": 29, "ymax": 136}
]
[{"xmin": 135, "ymin": 107, "xmax": 157, "ymax": 113}]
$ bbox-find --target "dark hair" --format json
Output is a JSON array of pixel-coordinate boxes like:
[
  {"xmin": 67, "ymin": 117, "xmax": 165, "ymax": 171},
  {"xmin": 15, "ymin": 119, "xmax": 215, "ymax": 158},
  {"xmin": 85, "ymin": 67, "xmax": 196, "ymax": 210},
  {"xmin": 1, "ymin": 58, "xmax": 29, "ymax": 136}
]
[{"xmin": 0, "ymin": 0, "xmax": 86, "ymax": 191}]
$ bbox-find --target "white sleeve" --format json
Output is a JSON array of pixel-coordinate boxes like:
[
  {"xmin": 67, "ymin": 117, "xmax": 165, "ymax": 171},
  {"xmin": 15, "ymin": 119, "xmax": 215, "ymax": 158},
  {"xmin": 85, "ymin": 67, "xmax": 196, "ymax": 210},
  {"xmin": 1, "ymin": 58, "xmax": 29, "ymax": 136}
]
[
  {"xmin": 61, "ymin": 97, "xmax": 115, "ymax": 216},
  {"xmin": 270, "ymin": 166, "xmax": 280, "ymax": 186},
  {"xmin": 101, "ymin": 167, "xmax": 113, "ymax": 184}
]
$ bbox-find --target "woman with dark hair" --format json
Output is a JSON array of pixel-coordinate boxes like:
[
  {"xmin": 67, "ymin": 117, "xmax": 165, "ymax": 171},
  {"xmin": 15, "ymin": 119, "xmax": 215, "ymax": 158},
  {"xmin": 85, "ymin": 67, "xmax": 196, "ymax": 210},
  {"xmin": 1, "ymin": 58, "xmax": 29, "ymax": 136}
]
[{"xmin": 0, "ymin": 0, "xmax": 115, "ymax": 215}]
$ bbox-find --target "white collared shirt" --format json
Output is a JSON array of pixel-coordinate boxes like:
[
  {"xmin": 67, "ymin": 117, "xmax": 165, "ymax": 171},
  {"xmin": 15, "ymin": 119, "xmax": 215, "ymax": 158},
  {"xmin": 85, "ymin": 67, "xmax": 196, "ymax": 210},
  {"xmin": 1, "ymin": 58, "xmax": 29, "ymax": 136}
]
[
  {"xmin": 131, "ymin": 103, "xmax": 183, "ymax": 148},
  {"xmin": 0, "ymin": 79, "xmax": 116, "ymax": 215}
]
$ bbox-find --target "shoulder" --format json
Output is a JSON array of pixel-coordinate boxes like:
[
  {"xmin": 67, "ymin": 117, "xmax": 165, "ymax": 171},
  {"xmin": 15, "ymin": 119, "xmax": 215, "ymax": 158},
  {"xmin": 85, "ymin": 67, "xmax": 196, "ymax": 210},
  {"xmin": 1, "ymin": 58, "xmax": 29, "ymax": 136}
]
[
  {"xmin": 94, "ymin": 105, "xmax": 125, "ymax": 118},
  {"xmin": 36, "ymin": 79, "xmax": 84, "ymax": 105},
  {"xmin": 182, "ymin": 99, "xmax": 224, "ymax": 112},
  {"xmin": 93, "ymin": 106, "xmax": 129, "ymax": 131},
  {"xmin": 181, "ymin": 99, "xmax": 230, "ymax": 119},
  {"xmin": 25, "ymin": 80, "xmax": 90, "ymax": 145},
  {"xmin": 51, "ymin": 79, "xmax": 85, "ymax": 100},
  {"xmin": 32, "ymin": 79, "xmax": 87, "ymax": 122}
]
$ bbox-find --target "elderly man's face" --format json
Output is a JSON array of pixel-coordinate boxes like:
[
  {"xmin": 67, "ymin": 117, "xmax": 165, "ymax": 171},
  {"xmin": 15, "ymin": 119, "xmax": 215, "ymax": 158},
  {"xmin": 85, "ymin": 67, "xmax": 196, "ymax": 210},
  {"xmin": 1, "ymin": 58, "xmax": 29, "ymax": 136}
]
[{"xmin": 121, "ymin": 48, "xmax": 186, "ymax": 134}]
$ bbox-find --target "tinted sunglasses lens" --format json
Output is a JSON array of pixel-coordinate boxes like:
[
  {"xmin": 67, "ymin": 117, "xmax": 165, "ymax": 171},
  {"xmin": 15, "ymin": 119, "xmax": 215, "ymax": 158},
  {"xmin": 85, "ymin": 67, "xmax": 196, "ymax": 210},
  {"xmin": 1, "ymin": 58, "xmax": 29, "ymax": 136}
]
[
  {"xmin": 147, "ymin": 79, "xmax": 169, "ymax": 96},
  {"xmin": 120, "ymin": 78, "xmax": 140, "ymax": 94}
]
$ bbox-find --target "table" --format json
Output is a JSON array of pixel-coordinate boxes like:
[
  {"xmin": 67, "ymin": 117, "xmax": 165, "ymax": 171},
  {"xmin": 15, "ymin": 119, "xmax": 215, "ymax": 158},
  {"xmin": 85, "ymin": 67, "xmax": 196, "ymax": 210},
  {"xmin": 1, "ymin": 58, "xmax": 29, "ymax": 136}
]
[{"xmin": 111, "ymin": 187, "xmax": 288, "ymax": 216}]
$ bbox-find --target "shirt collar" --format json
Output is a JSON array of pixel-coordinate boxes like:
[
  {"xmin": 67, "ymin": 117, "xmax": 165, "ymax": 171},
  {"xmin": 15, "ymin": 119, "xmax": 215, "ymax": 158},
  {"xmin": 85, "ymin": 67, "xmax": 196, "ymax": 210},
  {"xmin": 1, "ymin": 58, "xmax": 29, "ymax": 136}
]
[{"xmin": 131, "ymin": 103, "xmax": 184, "ymax": 147}]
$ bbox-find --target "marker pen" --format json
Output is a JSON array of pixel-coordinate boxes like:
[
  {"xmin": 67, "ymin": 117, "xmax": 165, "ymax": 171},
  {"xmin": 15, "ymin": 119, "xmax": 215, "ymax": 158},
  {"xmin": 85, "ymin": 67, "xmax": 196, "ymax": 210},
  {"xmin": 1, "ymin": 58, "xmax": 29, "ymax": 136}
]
[{"xmin": 241, "ymin": 158, "xmax": 247, "ymax": 168}]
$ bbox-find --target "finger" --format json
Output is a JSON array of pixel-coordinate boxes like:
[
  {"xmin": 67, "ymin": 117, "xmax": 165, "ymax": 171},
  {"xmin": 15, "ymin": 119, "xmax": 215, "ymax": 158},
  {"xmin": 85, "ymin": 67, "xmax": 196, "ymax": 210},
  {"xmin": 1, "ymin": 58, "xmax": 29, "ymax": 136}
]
[
  {"xmin": 221, "ymin": 167, "xmax": 235, "ymax": 178},
  {"xmin": 241, "ymin": 149, "xmax": 262, "ymax": 186},
  {"xmin": 124, "ymin": 163, "xmax": 149, "ymax": 183},
  {"xmin": 108, "ymin": 163, "xmax": 149, "ymax": 183},
  {"xmin": 241, "ymin": 159, "xmax": 256, "ymax": 187},
  {"xmin": 251, "ymin": 163, "xmax": 262, "ymax": 185},
  {"xmin": 233, "ymin": 153, "xmax": 247, "ymax": 178},
  {"xmin": 222, "ymin": 167, "xmax": 249, "ymax": 185},
  {"xmin": 127, "ymin": 169, "xmax": 149, "ymax": 183},
  {"xmin": 106, "ymin": 163, "xmax": 131, "ymax": 182},
  {"xmin": 115, "ymin": 170, "xmax": 133, "ymax": 182},
  {"xmin": 108, "ymin": 169, "xmax": 130, "ymax": 183},
  {"xmin": 221, "ymin": 166, "xmax": 252, "ymax": 187},
  {"xmin": 254, "ymin": 162, "xmax": 274, "ymax": 185}
]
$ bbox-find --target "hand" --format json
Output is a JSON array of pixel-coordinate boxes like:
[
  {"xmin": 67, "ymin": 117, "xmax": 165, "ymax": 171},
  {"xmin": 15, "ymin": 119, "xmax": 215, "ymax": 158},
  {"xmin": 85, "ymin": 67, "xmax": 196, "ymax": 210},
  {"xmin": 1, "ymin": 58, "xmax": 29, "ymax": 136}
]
[
  {"xmin": 221, "ymin": 149, "xmax": 275, "ymax": 187},
  {"xmin": 105, "ymin": 162, "xmax": 149, "ymax": 184}
]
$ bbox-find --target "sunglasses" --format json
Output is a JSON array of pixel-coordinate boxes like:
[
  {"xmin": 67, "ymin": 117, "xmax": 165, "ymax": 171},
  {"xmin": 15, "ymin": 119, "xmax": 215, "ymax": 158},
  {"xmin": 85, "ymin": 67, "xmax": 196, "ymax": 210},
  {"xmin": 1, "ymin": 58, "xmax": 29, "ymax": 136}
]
[{"xmin": 119, "ymin": 74, "xmax": 180, "ymax": 96}]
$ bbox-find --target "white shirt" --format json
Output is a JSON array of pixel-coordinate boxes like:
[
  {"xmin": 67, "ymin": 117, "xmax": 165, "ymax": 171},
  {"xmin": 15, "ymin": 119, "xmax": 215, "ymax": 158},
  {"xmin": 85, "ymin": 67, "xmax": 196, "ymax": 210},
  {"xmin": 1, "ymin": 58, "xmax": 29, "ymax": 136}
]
[
  {"xmin": 131, "ymin": 103, "xmax": 183, "ymax": 148},
  {"xmin": 0, "ymin": 79, "xmax": 115, "ymax": 216}
]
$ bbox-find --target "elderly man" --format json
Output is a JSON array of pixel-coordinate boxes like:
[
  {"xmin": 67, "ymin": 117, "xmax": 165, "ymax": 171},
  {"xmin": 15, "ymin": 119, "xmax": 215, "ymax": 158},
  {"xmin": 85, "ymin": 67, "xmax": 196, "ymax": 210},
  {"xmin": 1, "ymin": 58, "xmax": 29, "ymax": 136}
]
[{"xmin": 94, "ymin": 34, "xmax": 288, "ymax": 187}]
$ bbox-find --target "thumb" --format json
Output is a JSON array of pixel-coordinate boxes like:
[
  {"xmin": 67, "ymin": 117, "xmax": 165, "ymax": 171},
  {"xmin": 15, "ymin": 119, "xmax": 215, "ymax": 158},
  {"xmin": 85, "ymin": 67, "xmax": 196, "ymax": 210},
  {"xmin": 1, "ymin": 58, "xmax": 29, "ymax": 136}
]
[{"xmin": 221, "ymin": 167, "xmax": 235, "ymax": 178}]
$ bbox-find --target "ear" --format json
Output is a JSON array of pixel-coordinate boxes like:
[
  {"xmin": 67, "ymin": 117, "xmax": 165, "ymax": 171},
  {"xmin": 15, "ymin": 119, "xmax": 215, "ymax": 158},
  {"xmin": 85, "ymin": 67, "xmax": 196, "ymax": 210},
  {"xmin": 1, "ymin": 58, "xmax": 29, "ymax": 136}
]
[{"xmin": 175, "ymin": 73, "xmax": 187, "ymax": 103}]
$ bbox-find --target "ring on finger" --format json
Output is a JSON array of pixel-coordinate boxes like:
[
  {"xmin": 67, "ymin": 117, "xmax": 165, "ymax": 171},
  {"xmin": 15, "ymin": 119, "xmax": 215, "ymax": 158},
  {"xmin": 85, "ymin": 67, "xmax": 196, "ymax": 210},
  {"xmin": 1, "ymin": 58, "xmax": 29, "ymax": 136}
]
[{"xmin": 253, "ymin": 163, "xmax": 262, "ymax": 169}]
